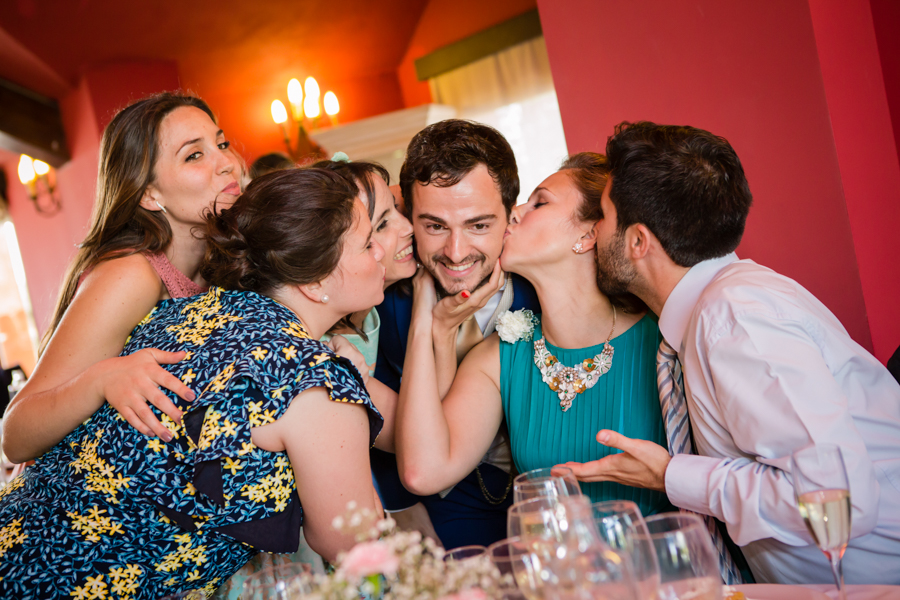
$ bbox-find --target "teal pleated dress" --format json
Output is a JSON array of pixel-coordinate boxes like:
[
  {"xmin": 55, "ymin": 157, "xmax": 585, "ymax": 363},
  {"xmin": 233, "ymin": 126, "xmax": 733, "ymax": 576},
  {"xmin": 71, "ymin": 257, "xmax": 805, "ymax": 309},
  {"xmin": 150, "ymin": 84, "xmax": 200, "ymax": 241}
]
[{"xmin": 499, "ymin": 314, "xmax": 673, "ymax": 518}]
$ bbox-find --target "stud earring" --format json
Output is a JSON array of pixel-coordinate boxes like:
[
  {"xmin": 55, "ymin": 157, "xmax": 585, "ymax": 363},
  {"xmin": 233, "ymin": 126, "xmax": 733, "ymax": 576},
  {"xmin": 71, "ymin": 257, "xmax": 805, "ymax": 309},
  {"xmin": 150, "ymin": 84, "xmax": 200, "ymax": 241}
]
[
  {"xmin": 155, "ymin": 200, "xmax": 168, "ymax": 214},
  {"xmin": 572, "ymin": 242, "xmax": 584, "ymax": 254},
  {"xmin": 321, "ymin": 295, "xmax": 330, "ymax": 304}
]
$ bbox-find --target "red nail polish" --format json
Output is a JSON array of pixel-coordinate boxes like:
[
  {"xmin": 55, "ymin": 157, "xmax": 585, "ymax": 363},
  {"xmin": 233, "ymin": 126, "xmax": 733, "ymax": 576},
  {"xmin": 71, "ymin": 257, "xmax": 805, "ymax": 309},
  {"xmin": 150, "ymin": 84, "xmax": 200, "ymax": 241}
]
[{"xmin": 461, "ymin": 290, "xmax": 470, "ymax": 299}]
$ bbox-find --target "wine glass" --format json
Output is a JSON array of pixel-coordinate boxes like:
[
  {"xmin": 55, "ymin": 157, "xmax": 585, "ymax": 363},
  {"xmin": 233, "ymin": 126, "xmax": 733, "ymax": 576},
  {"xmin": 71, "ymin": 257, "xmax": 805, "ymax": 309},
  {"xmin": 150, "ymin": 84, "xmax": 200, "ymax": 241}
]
[
  {"xmin": 242, "ymin": 563, "xmax": 314, "ymax": 600},
  {"xmin": 444, "ymin": 544, "xmax": 487, "ymax": 563},
  {"xmin": 592, "ymin": 500, "xmax": 661, "ymax": 599},
  {"xmin": 508, "ymin": 496, "xmax": 638, "ymax": 600},
  {"xmin": 487, "ymin": 537, "xmax": 540, "ymax": 600},
  {"xmin": 791, "ymin": 444, "xmax": 851, "ymax": 600},
  {"xmin": 644, "ymin": 513, "xmax": 721, "ymax": 600},
  {"xmin": 158, "ymin": 591, "xmax": 205, "ymax": 600},
  {"xmin": 513, "ymin": 467, "xmax": 582, "ymax": 504}
]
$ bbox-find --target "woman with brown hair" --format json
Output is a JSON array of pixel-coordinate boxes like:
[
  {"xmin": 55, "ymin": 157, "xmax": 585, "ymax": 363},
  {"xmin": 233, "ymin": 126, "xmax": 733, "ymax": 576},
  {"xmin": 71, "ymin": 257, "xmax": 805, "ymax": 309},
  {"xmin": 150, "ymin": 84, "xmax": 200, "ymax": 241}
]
[
  {"xmin": 0, "ymin": 167, "xmax": 387, "ymax": 598},
  {"xmin": 3, "ymin": 93, "xmax": 242, "ymax": 462}
]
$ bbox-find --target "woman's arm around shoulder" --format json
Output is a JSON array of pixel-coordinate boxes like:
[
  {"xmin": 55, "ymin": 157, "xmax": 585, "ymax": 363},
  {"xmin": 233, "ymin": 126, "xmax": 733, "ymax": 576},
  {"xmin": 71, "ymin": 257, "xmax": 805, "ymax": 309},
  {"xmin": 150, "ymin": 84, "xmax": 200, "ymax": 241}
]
[
  {"xmin": 251, "ymin": 385, "xmax": 381, "ymax": 562},
  {"xmin": 3, "ymin": 254, "xmax": 193, "ymax": 462}
]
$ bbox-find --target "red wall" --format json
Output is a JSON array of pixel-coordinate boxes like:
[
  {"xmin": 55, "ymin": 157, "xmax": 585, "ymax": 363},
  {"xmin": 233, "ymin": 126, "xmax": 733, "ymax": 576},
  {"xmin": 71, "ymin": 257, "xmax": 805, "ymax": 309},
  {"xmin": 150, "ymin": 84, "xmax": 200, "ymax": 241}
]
[
  {"xmin": 808, "ymin": 1, "xmax": 900, "ymax": 364},
  {"xmin": 537, "ymin": 0, "xmax": 900, "ymax": 360}
]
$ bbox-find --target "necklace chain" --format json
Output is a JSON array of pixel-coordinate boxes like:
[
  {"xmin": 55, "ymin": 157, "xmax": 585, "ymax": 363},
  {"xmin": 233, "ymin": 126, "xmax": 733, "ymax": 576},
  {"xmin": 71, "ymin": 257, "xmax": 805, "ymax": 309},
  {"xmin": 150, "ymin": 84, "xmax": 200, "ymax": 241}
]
[{"xmin": 533, "ymin": 305, "xmax": 616, "ymax": 412}]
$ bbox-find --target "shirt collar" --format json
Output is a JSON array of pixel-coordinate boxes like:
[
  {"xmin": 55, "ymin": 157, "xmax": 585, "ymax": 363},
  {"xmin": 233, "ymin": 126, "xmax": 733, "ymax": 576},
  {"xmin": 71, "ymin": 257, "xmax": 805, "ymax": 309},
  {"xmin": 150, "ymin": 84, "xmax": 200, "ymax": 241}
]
[{"xmin": 658, "ymin": 253, "xmax": 738, "ymax": 352}]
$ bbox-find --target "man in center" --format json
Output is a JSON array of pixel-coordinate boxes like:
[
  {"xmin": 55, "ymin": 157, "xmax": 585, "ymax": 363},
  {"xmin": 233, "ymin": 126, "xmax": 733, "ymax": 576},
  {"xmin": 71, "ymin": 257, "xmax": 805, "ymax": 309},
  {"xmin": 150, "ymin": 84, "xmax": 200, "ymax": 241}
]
[{"xmin": 373, "ymin": 119, "xmax": 538, "ymax": 548}]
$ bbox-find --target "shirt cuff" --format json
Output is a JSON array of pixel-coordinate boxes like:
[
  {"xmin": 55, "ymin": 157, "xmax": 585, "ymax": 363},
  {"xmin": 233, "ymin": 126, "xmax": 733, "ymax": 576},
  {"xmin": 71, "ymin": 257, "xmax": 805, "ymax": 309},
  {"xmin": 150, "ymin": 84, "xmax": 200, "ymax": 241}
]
[{"xmin": 664, "ymin": 453, "xmax": 721, "ymax": 516}]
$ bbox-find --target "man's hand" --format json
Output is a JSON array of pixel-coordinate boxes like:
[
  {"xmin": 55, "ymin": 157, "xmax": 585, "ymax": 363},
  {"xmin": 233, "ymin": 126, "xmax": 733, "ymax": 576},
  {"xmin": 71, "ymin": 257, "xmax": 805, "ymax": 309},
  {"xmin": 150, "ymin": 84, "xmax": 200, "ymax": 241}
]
[{"xmin": 559, "ymin": 430, "xmax": 671, "ymax": 492}]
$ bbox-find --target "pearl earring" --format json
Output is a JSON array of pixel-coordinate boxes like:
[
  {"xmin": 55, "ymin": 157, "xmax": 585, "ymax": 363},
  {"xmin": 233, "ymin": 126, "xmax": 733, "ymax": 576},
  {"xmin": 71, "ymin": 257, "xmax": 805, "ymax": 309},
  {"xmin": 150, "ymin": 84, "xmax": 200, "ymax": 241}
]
[
  {"xmin": 321, "ymin": 295, "xmax": 330, "ymax": 304},
  {"xmin": 155, "ymin": 200, "xmax": 168, "ymax": 214},
  {"xmin": 572, "ymin": 242, "xmax": 583, "ymax": 254}
]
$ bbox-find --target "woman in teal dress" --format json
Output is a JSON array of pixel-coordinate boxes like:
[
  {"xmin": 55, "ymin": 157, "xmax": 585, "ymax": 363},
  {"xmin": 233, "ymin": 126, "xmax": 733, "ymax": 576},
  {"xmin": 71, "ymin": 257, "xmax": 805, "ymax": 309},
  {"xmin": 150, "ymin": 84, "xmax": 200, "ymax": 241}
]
[
  {"xmin": 0, "ymin": 167, "xmax": 389, "ymax": 599},
  {"xmin": 395, "ymin": 152, "xmax": 671, "ymax": 518}
]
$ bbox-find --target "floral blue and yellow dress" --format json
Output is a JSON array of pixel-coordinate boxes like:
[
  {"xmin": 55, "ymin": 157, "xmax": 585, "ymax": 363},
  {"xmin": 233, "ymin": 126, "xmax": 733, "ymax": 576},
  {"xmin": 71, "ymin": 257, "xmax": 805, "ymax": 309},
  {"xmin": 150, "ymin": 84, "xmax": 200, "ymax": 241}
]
[{"xmin": 0, "ymin": 287, "xmax": 382, "ymax": 599}]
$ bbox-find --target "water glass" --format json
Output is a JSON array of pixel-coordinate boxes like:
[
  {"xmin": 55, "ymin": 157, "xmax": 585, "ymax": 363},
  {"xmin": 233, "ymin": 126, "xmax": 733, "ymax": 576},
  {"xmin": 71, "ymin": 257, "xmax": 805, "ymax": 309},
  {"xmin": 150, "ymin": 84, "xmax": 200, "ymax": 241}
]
[
  {"xmin": 791, "ymin": 444, "xmax": 851, "ymax": 600},
  {"xmin": 513, "ymin": 467, "xmax": 582, "ymax": 504},
  {"xmin": 242, "ymin": 563, "xmax": 314, "ymax": 600},
  {"xmin": 592, "ymin": 500, "xmax": 660, "ymax": 598},
  {"xmin": 645, "ymin": 513, "xmax": 721, "ymax": 600},
  {"xmin": 509, "ymin": 496, "xmax": 638, "ymax": 600}
]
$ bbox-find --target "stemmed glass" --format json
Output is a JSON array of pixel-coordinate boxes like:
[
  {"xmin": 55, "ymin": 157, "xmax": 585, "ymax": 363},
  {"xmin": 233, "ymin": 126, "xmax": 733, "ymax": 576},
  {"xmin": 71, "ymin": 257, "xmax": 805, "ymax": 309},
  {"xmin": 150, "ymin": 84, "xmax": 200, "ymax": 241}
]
[
  {"xmin": 791, "ymin": 444, "xmax": 851, "ymax": 600},
  {"xmin": 242, "ymin": 563, "xmax": 314, "ymax": 600},
  {"xmin": 508, "ymin": 495, "xmax": 638, "ymax": 600},
  {"xmin": 444, "ymin": 544, "xmax": 487, "ymax": 563},
  {"xmin": 513, "ymin": 467, "xmax": 582, "ymax": 504},
  {"xmin": 158, "ymin": 591, "xmax": 205, "ymax": 600},
  {"xmin": 644, "ymin": 513, "xmax": 721, "ymax": 600},
  {"xmin": 592, "ymin": 500, "xmax": 660, "ymax": 599},
  {"xmin": 487, "ymin": 537, "xmax": 541, "ymax": 600}
]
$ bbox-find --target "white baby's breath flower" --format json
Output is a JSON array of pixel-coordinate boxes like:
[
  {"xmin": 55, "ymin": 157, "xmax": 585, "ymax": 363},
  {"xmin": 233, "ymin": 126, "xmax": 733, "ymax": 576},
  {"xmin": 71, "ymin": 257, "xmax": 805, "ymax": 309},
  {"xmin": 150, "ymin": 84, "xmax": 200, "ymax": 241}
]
[
  {"xmin": 495, "ymin": 309, "xmax": 536, "ymax": 343},
  {"xmin": 332, "ymin": 515, "xmax": 345, "ymax": 530}
]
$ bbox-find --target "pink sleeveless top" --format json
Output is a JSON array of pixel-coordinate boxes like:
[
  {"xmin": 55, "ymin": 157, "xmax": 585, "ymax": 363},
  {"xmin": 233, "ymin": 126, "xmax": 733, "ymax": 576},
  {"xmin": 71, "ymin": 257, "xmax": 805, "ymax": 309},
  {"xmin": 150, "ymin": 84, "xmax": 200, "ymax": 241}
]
[{"xmin": 142, "ymin": 252, "xmax": 207, "ymax": 299}]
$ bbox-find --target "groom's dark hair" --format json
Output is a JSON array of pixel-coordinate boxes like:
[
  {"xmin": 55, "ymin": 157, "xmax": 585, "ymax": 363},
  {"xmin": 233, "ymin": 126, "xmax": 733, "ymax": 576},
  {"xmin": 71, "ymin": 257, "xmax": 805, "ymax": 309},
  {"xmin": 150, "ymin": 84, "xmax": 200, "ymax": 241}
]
[
  {"xmin": 606, "ymin": 121, "xmax": 753, "ymax": 267},
  {"xmin": 400, "ymin": 119, "xmax": 519, "ymax": 216}
]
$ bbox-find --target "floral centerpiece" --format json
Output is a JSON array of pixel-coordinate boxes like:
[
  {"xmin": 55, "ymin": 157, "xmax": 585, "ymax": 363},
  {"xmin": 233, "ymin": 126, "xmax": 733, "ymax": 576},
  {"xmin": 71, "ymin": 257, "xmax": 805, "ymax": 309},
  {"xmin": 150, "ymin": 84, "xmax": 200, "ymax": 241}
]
[{"xmin": 293, "ymin": 503, "xmax": 505, "ymax": 600}]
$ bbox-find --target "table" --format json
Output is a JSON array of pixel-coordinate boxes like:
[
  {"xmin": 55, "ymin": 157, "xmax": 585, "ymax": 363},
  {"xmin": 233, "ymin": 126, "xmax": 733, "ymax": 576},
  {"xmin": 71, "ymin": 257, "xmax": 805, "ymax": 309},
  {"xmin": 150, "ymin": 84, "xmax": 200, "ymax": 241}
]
[{"xmin": 734, "ymin": 584, "xmax": 900, "ymax": 600}]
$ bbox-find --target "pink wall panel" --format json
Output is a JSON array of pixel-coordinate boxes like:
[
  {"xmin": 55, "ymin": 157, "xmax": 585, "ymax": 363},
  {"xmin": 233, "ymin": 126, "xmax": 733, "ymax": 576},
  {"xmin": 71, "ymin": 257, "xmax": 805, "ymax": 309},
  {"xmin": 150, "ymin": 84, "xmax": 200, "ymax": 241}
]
[{"xmin": 537, "ymin": 0, "xmax": 881, "ymax": 355}]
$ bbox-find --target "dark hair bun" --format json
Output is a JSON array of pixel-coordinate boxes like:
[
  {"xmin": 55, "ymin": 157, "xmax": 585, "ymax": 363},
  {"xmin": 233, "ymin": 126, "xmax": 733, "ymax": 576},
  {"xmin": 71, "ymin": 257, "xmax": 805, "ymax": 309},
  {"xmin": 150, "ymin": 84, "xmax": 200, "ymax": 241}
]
[{"xmin": 202, "ymin": 168, "xmax": 359, "ymax": 293}]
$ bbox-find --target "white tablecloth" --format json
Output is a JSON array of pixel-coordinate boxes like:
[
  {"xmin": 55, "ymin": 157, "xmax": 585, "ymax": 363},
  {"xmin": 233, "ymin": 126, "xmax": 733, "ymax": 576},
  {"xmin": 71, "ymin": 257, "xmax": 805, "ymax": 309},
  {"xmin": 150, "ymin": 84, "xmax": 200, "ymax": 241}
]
[{"xmin": 734, "ymin": 584, "xmax": 900, "ymax": 600}]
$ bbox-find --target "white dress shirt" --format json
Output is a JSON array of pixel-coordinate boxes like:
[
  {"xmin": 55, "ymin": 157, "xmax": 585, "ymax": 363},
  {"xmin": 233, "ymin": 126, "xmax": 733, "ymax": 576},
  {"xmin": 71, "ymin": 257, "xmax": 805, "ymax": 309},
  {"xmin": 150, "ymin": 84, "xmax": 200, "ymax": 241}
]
[{"xmin": 660, "ymin": 253, "xmax": 900, "ymax": 584}]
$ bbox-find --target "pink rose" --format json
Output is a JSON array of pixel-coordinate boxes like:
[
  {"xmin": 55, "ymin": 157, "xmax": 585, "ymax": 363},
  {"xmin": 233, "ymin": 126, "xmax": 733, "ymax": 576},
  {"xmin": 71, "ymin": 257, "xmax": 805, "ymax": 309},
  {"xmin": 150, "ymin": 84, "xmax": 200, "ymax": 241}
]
[
  {"xmin": 340, "ymin": 541, "xmax": 400, "ymax": 580},
  {"xmin": 439, "ymin": 589, "xmax": 488, "ymax": 600}
]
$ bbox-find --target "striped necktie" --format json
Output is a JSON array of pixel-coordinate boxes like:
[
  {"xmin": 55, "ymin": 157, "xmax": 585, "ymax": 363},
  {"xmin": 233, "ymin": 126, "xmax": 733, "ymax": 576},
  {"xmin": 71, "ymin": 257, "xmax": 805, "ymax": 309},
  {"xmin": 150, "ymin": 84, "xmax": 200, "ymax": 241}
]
[{"xmin": 657, "ymin": 339, "xmax": 744, "ymax": 585}]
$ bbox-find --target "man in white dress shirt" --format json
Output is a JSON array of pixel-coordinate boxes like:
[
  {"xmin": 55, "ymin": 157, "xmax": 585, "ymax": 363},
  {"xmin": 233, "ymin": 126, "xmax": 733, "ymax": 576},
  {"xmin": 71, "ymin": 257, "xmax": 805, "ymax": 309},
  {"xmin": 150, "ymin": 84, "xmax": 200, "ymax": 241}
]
[{"xmin": 566, "ymin": 121, "xmax": 900, "ymax": 584}]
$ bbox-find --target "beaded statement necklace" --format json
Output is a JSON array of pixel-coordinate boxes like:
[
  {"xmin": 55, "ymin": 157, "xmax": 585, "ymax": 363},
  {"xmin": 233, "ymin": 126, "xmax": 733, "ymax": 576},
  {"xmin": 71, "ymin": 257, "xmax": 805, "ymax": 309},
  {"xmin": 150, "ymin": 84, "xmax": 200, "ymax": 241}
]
[{"xmin": 533, "ymin": 306, "xmax": 616, "ymax": 412}]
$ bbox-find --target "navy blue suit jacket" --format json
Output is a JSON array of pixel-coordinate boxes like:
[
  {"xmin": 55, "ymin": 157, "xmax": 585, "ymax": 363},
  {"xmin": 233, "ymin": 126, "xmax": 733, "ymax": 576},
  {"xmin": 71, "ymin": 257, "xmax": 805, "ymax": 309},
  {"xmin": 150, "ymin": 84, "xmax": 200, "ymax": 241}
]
[{"xmin": 374, "ymin": 274, "xmax": 540, "ymax": 393}]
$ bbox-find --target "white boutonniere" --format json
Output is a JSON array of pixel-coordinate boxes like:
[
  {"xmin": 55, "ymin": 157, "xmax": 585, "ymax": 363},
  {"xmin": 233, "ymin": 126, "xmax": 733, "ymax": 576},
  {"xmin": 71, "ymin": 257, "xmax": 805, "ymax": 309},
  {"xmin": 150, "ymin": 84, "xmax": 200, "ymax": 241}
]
[{"xmin": 495, "ymin": 309, "xmax": 537, "ymax": 343}]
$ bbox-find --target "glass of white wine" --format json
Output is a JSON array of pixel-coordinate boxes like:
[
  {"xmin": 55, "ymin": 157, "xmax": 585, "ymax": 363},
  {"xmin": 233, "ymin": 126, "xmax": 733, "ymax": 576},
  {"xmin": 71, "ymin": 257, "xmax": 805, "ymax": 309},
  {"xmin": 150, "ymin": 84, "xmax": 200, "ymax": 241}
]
[{"xmin": 791, "ymin": 443, "xmax": 851, "ymax": 600}]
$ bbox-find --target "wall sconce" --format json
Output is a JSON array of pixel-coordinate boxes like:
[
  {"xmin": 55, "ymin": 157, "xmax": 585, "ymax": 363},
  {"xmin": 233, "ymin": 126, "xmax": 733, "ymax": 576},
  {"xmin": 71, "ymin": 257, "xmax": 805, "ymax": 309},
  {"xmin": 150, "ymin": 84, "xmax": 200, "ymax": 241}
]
[
  {"xmin": 17, "ymin": 154, "xmax": 61, "ymax": 216},
  {"xmin": 270, "ymin": 77, "xmax": 341, "ymax": 163}
]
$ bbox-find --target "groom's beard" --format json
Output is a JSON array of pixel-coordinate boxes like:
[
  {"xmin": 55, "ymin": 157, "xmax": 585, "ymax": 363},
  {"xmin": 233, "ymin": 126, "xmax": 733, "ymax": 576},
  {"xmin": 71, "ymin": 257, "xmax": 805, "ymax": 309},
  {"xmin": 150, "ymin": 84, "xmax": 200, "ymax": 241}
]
[{"xmin": 425, "ymin": 250, "xmax": 493, "ymax": 298}]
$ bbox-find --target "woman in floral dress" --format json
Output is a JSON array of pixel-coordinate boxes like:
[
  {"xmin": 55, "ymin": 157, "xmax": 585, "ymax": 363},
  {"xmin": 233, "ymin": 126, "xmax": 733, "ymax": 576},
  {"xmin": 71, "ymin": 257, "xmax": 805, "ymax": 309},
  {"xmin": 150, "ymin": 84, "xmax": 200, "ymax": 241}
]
[{"xmin": 0, "ymin": 167, "xmax": 388, "ymax": 598}]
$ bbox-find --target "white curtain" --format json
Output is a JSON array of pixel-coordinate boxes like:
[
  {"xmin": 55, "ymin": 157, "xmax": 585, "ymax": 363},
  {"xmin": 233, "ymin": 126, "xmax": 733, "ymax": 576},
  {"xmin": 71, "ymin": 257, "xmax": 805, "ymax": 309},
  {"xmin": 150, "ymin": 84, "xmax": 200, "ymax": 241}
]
[{"xmin": 429, "ymin": 36, "xmax": 569, "ymax": 204}]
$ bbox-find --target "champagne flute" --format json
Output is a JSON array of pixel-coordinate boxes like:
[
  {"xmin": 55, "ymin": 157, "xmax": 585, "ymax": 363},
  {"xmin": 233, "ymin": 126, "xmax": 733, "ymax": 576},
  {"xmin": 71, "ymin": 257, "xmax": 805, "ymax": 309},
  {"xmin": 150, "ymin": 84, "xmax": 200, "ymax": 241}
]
[
  {"xmin": 592, "ymin": 500, "xmax": 661, "ymax": 599},
  {"xmin": 791, "ymin": 444, "xmax": 851, "ymax": 600},
  {"xmin": 644, "ymin": 513, "xmax": 721, "ymax": 600},
  {"xmin": 242, "ymin": 563, "xmax": 314, "ymax": 600},
  {"xmin": 508, "ymin": 496, "xmax": 638, "ymax": 600},
  {"xmin": 513, "ymin": 467, "xmax": 582, "ymax": 504}
]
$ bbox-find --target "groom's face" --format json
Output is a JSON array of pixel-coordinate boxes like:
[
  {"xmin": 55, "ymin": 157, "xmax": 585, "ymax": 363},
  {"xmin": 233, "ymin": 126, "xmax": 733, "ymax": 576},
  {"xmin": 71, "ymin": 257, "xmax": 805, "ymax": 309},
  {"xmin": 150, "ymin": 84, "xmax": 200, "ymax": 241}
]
[{"xmin": 411, "ymin": 164, "xmax": 507, "ymax": 296}]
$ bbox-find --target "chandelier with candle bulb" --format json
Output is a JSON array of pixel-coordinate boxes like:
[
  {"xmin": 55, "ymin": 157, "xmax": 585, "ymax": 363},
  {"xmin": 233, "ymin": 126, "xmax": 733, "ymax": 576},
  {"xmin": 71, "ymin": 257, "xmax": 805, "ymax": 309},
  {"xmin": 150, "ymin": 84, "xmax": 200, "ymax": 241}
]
[{"xmin": 270, "ymin": 77, "xmax": 340, "ymax": 163}]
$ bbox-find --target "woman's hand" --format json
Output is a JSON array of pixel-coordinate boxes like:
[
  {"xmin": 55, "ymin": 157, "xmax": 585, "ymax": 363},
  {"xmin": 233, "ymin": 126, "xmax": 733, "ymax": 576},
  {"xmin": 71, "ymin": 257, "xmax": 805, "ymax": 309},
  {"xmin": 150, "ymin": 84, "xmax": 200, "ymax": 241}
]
[
  {"xmin": 97, "ymin": 349, "xmax": 196, "ymax": 441},
  {"xmin": 327, "ymin": 335, "xmax": 371, "ymax": 385},
  {"xmin": 431, "ymin": 260, "xmax": 504, "ymax": 339},
  {"xmin": 410, "ymin": 265, "xmax": 438, "ymax": 330}
]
